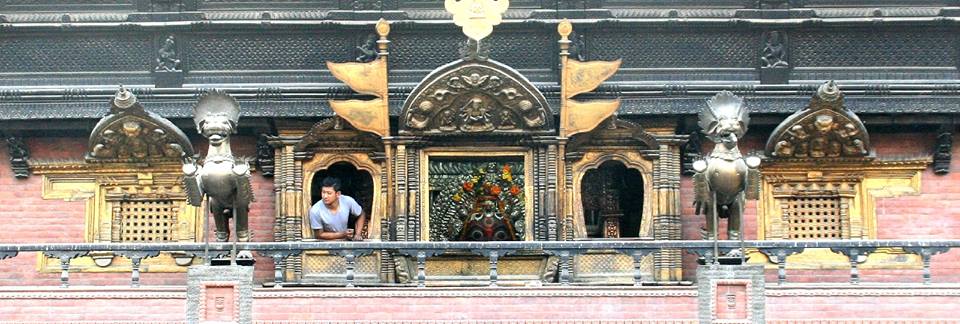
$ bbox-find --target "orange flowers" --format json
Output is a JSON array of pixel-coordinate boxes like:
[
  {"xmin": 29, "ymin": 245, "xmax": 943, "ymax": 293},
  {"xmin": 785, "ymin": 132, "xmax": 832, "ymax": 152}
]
[
  {"xmin": 490, "ymin": 185, "xmax": 502, "ymax": 195},
  {"xmin": 509, "ymin": 185, "xmax": 521, "ymax": 196},
  {"xmin": 463, "ymin": 181, "xmax": 474, "ymax": 191}
]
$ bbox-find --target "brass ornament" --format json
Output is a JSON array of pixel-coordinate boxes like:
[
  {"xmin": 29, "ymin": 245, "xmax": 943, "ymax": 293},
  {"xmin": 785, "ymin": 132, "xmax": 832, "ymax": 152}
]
[
  {"xmin": 87, "ymin": 86, "xmax": 194, "ymax": 163},
  {"xmin": 692, "ymin": 91, "xmax": 761, "ymax": 241},
  {"xmin": 444, "ymin": 0, "xmax": 510, "ymax": 42},
  {"xmin": 327, "ymin": 19, "xmax": 391, "ymax": 138},
  {"xmin": 400, "ymin": 60, "xmax": 551, "ymax": 135},
  {"xmin": 765, "ymin": 81, "xmax": 870, "ymax": 159},
  {"xmin": 558, "ymin": 21, "xmax": 623, "ymax": 138},
  {"xmin": 183, "ymin": 91, "xmax": 255, "ymax": 250},
  {"xmin": 563, "ymin": 59, "xmax": 622, "ymax": 98}
]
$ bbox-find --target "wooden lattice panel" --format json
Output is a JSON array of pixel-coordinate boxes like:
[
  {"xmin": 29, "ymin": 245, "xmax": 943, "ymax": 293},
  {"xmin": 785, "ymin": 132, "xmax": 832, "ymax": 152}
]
[
  {"xmin": 784, "ymin": 196, "xmax": 842, "ymax": 240},
  {"xmin": 118, "ymin": 200, "xmax": 176, "ymax": 242}
]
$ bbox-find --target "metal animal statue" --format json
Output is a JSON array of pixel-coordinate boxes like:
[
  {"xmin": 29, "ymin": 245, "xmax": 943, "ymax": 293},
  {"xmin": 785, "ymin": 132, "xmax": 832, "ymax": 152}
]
[
  {"xmin": 692, "ymin": 91, "xmax": 760, "ymax": 241},
  {"xmin": 182, "ymin": 91, "xmax": 255, "ymax": 259}
]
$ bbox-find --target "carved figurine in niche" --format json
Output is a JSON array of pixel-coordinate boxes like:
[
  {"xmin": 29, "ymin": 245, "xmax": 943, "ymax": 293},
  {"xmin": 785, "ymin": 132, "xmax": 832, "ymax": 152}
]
[
  {"xmin": 498, "ymin": 109, "xmax": 516, "ymax": 129},
  {"xmin": 761, "ymin": 31, "xmax": 788, "ymax": 68},
  {"xmin": 355, "ymin": 33, "xmax": 378, "ymax": 63},
  {"xmin": 451, "ymin": 163, "xmax": 525, "ymax": 241},
  {"xmin": 692, "ymin": 91, "xmax": 760, "ymax": 242},
  {"xmin": 438, "ymin": 109, "xmax": 457, "ymax": 131},
  {"xmin": 119, "ymin": 121, "xmax": 148, "ymax": 159},
  {"xmin": 155, "ymin": 35, "xmax": 180, "ymax": 72},
  {"xmin": 775, "ymin": 124, "xmax": 810, "ymax": 157},
  {"xmin": 146, "ymin": 128, "xmax": 173, "ymax": 157},
  {"xmin": 182, "ymin": 91, "xmax": 255, "ymax": 258},
  {"xmin": 568, "ymin": 31, "xmax": 586, "ymax": 61},
  {"xmin": 837, "ymin": 122, "xmax": 867, "ymax": 156},
  {"xmin": 460, "ymin": 97, "xmax": 495, "ymax": 132}
]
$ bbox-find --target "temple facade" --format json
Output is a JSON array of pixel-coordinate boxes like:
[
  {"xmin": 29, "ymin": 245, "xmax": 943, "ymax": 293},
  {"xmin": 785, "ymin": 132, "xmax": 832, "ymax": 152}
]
[{"xmin": 0, "ymin": 1, "xmax": 959, "ymax": 323}]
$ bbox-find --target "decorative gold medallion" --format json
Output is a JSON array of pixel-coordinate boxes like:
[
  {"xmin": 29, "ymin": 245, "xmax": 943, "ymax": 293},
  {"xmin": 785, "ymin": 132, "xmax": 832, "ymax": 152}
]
[{"xmin": 445, "ymin": 0, "xmax": 510, "ymax": 41}]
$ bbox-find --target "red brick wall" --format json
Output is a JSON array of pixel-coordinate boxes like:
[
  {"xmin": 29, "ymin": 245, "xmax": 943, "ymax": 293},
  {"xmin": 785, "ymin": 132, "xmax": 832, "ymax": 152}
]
[
  {"xmin": 252, "ymin": 288, "xmax": 698, "ymax": 322},
  {"xmin": 0, "ymin": 286, "xmax": 957, "ymax": 323},
  {"xmin": 0, "ymin": 135, "xmax": 276, "ymax": 286},
  {"xmin": 680, "ymin": 131, "xmax": 960, "ymax": 283}
]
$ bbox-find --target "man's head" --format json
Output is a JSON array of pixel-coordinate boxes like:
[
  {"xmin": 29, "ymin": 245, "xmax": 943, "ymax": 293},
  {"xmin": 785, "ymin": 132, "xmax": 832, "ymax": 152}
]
[{"xmin": 320, "ymin": 177, "xmax": 342, "ymax": 206}]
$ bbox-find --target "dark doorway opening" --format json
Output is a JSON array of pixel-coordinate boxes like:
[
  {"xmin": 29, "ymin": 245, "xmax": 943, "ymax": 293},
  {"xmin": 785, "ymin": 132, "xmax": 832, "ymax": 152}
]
[
  {"xmin": 310, "ymin": 162, "xmax": 374, "ymax": 232},
  {"xmin": 580, "ymin": 160, "xmax": 644, "ymax": 238}
]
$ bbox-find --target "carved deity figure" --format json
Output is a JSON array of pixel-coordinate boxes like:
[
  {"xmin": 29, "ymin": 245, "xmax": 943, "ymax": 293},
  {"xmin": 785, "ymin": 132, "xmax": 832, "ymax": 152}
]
[
  {"xmin": 456, "ymin": 163, "xmax": 520, "ymax": 241},
  {"xmin": 692, "ymin": 91, "xmax": 760, "ymax": 241},
  {"xmin": 355, "ymin": 34, "xmax": 378, "ymax": 63},
  {"xmin": 761, "ymin": 31, "xmax": 788, "ymax": 68},
  {"xmin": 183, "ymin": 91, "xmax": 255, "ymax": 258},
  {"xmin": 155, "ymin": 36, "xmax": 181, "ymax": 71},
  {"xmin": 460, "ymin": 97, "xmax": 494, "ymax": 132}
]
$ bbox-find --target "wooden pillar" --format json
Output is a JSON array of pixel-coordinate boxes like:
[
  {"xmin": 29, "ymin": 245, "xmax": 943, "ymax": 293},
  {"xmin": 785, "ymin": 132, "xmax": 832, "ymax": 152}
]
[{"xmin": 653, "ymin": 135, "xmax": 687, "ymax": 282}]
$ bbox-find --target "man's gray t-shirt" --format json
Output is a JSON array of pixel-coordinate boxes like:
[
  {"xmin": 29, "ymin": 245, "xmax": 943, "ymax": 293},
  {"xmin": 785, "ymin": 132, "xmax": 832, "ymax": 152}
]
[{"xmin": 309, "ymin": 195, "xmax": 363, "ymax": 232}]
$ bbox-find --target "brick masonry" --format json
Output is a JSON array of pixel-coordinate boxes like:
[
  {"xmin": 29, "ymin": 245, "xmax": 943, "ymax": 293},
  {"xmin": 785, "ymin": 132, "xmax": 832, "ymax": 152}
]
[{"xmin": 0, "ymin": 285, "xmax": 958, "ymax": 323}]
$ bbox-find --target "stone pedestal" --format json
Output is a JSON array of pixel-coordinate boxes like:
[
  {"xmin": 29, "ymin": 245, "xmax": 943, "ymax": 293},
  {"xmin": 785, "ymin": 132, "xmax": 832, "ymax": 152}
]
[
  {"xmin": 187, "ymin": 265, "xmax": 254, "ymax": 324},
  {"xmin": 697, "ymin": 264, "xmax": 764, "ymax": 324},
  {"xmin": 152, "ymin": 70, "xmax": 184, "ymax": 88},
  {"xmin": 759, "ymin": 66, "xmax": 790, "ymax": 84}
]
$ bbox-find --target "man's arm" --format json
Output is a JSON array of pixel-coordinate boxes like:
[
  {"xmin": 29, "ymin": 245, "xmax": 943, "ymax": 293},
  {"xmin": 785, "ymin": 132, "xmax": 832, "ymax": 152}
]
[
  {"xmin": 315, "ymin": 229, "xmax": 351, "ymax": 240},
  {"xmin": 352, "ymin": 211, "xmax": 367, "ymax": 241}
]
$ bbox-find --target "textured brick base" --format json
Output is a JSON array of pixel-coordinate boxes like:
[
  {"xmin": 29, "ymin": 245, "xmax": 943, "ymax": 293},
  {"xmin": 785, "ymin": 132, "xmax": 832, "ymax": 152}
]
[{"xmin": 0, "ymin": 285, "xmax": 958, "ymax": 323}]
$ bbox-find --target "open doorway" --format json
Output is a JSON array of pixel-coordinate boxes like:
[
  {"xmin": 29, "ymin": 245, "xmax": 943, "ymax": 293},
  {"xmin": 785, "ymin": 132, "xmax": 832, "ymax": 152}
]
[
  {"xmin": 580, "ymin": 160, "xmax": 644, "ymax": 238},
  {"xmin": 310, "ymin": 161, "xmax": 374, "ymax": 235}
]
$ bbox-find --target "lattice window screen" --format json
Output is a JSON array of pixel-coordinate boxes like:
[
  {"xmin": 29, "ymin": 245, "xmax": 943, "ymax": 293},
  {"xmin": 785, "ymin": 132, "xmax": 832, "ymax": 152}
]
[
  {"xmin": 784, "ymin": 196, "xmax": 842, "ymax": 240},
  {"xmin": 117, "ymin": 200, "xmax": 176, "ymax": 242}
]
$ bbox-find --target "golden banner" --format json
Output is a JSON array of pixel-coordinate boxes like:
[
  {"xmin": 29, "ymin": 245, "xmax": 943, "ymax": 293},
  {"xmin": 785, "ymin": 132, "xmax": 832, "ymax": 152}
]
[
  {"xmin": 563, "ymin": 59, "xmax": 621, "ymax": 99},
  {"xmin": 329, "ymin": 98, "xmax": 389, "ymax": 138},
  {"xmin": 326, "ymin": 59, "xmax": 387, "ymax": 98},
  {"xmin": 560, "ymin": 98, "xmax": 621, "ymax": 138}
]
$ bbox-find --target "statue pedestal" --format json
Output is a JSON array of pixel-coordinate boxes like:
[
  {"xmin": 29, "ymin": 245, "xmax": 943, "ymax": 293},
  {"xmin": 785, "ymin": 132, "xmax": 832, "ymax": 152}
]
[
  {"xmin": 152, "ymin": 70, "xmax": 184, "ymax": 88},
  {"xmin": 697, "ymin": 264, "xmax": 765, "ymax": 324},
  {"xmin": 760, "ymin": 66, "xmax": 790, "ymax": 84},
  {"xmin": 186, "ymin": 265, "xmax": 254, "ymax": 324}
]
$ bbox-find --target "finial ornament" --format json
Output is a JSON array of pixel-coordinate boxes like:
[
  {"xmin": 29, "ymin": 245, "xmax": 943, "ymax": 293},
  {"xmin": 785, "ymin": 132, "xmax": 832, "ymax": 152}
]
[{"xmin": 445, "ymin": 0, "xmax": 510, "ymax": 41}]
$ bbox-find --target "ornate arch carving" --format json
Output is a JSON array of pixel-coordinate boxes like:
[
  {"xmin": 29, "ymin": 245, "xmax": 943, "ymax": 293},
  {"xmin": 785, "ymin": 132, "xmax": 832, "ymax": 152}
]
[
  {"xmin": 569, "ymin": 151, "xmax": 655, "ymax": 239},
  {"xmin": 567, "ymin": 118, "xmax": 659, "ymax": 152},
  {"xmin": 295, "ymin": 117, "xmax": 382, "ymax": 153},
  {"xmin": 765, "ymin": 81, "xmax": 870, "ymax": 159},
  {"xmin": 86, "ymin": 88, "xmax": 194, "ymax": 163},
  {"xmin": 400, "ymin": 59, "xmax": 553, "ymax": 136}
]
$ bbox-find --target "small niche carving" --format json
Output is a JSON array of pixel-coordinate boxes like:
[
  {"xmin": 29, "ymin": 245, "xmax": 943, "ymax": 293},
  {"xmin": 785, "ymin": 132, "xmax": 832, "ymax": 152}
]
[{"xmin": 765, "ymin": 81, "xmax": 870, "ymax": 159}]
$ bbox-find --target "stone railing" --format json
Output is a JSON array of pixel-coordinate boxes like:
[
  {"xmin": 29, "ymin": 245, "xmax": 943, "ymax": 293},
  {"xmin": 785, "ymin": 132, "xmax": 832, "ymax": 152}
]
[{"xmin": 0, "ymin": 240, "xmax": 957, "ymax": 288}]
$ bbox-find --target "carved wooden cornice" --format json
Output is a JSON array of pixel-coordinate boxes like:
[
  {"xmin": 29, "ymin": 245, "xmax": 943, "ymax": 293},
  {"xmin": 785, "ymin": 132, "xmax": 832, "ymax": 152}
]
[
  {"xmin": 293, "ymin": 118, "xmax": 383, "ymax": 153},
  {"xmin": 765, "ymin": 81, "xmax": 870, "ymax": 159},
  {"xmin": 86, "ymin": 88, "xmax": 194, "ymax": 164},
  {"xmin": 30, "ymin": 159, "xmax": 184, "ymax": 175},
  {"xmin": 567, "ymin": 118, "xmax": 659, "ymax": 153}
]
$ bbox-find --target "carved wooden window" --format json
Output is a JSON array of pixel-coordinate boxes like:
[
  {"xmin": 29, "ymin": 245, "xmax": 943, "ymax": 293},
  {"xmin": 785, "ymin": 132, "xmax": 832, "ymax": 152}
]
[
  {"xmin": 783, "ymin": 195, "xmax": 845, "ymax": 240},
  {"xmin": 115, "ymin": 200, "xmax": 178, "ymax": 242}
]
